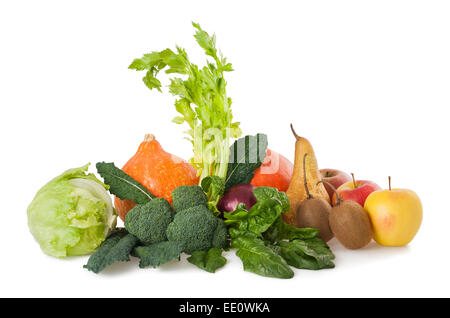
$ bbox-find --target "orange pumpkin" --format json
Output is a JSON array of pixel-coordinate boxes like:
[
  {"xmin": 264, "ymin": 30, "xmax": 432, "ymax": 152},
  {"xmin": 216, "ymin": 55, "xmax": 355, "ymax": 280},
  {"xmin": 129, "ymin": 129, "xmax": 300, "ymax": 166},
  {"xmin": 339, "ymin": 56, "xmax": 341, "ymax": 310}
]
[
  {"xmin": 115, "ymin": 134, "xmax": 199, "ymax": 221},
  {"xmin": 250, "ymin": 149, "xmax": 293, "ymax": 192}
]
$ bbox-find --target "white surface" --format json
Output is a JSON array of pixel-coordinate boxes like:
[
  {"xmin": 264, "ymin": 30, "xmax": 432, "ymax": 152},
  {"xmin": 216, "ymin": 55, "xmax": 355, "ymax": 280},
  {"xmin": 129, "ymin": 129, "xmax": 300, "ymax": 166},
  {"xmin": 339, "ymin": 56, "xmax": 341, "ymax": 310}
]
[{"xmin": 1, "ymin": 0, "xmax": 449, "ymax": 298}]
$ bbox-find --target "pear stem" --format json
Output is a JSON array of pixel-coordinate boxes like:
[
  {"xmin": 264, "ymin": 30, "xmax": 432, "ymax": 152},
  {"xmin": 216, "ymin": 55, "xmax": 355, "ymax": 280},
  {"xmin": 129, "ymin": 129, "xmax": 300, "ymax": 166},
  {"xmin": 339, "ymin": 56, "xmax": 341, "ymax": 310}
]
[
  {"xmin": 351, "ymin": 173, "xmax": 357, "ymax": 188},
  {"xmin": 303, "ymin": 153, "xmax": 312, "ymax": 199},
  {"xmin": 290, "ymin": 123, "xmax": 300, "ymax": 140},
  {"xmin": 389, "ymin": 176, "xmax": 391, "ymax": 191},
  {"xmin": 318, "ymin": 180, "xmax": 343, "ymax": 205}
]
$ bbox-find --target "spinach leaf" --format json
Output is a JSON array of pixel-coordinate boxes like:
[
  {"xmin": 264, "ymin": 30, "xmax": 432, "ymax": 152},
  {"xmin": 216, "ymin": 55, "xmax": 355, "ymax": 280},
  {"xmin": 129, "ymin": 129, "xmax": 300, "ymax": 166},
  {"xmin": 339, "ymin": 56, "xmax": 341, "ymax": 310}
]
[
  {"xmin": 223, "ymin": 203, "xmax": 249, "ymax": 227},
  {"xmin": 133, "ymin": 241, "xmax": 183, "ymax": 268},
  {"xmin": 187, "ymin": 248, "xmax": 227, "ymax": 273},
  {"xmin": 224, "ymin": 186, "xmax": 335, "ymax": 278},
  {"xmin": 224, "ymin": 187, "xmax": 290, "ymax": 235},
  {"xmin": 253, "ymin": 187, "xmax": 290, "ymax": 211},
  {"xmin": 263, "ymin": 216, "xmax": 319, "ymax": 243},
  {"xmin": 233, "ymin": 236, "xmax": 294, "ymax": 279},
  {"xmin": 247, "ymin": 188, "xmax": 289, "ymax": 234},
  {"xmin": 277, "ymin": 238, "xmax": 335, "ymax": 270},
  {"xmin": 96, "ymin": 162, "xmax": 154, "ymax": 204},
  {"xmin": 225, "ymin": 134, "xmax": 268, "ymax": 189}
]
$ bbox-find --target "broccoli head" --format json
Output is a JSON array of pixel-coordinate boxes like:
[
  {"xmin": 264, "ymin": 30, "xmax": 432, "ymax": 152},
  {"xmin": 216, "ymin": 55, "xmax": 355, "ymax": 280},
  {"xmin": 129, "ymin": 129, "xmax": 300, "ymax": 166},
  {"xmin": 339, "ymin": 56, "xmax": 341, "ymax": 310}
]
[
  {"xmin": 124, "ymin": 198, "xmax": 174, "ymax": 245},
  {"xmin": 172, "ymin": 185, "xmax": 208, "ymax": 213},
  {"xmin": 212, "ymin": 218, "xmax": 228, "ymax": 249},
  {"xmin": 166, "ymin": 205, "xmax": 227, "ymax": 253}
]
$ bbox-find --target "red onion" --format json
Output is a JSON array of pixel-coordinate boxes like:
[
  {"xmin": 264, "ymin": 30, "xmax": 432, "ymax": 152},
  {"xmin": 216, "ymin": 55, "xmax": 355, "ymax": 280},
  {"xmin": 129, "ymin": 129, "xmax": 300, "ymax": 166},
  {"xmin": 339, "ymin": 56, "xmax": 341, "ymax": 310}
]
[{"xmin": 217, "ymin": 184, "xmax": 257, "ymax": 212}]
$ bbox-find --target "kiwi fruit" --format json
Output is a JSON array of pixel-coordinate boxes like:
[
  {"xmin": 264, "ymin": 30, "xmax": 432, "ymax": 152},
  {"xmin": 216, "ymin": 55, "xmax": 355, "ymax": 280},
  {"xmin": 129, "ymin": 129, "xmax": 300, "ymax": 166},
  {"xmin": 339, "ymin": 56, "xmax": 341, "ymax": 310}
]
[
  {"xmin": 296, "ymin": 197, "xmax": 333, "ymax": 242},
  {"xmin": 295, "ymin": 154, "xmax": 334, "ymax": 242},
  {"xmin": 322, "ymin": 180, "xmax": 373, "ymax": 249}
]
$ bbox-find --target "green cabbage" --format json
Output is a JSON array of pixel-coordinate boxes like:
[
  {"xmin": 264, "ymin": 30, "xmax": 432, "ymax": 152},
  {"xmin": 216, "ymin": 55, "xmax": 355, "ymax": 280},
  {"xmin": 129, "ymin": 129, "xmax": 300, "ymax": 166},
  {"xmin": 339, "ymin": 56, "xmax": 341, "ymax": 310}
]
[{"xmin": 27, "ymin": 164, "xmax": 117, "ymax": 257}]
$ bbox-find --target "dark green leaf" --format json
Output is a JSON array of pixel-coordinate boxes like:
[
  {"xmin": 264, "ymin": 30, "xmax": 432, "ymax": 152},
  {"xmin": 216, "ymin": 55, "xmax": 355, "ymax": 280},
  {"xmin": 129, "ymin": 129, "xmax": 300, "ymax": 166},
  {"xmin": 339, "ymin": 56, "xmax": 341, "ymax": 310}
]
[
  {"xmin": 225, "ymin": 134, "xmax": 268, "ymax": 189},
  {"xmin": 84, "ymin": 229, "xmax": 139, "ymax": 274},
  {"xmin": 96, "ymin": 162, "xmax": 154, "ymax": 204},
  {"xmin": 201, "ymin": 176, "xmax": 225, "ymax": 199},
  {"xmin": 233, "ymin": 236, "xmax": 294, "ymax": 279},
  {"xmin": 227, "ymin": 227, "xmax": 256, "ymax": 240},
  {"xmin": 133, "ymin": 241, "xmax": 183, "ymax": 268},
  {"xmin": 277, "ymin": 238, "xmax": 335, "ymax": 270},
  {"xmin": 223, "ymin": 204, "xmax": 248, "ymax": 224},
  {"xmin": 224, "ymin": 187, "xmax": 290, "ymax": 236},
  {"xmin": 253, "ymin": 187, "xmax": 290, "ymax": 212},
  {"xmin": 246, "ymin": 188, "xmax": 290, "ymax": 234},
  {"xmin": 263, "ymin": 216, "xmax": 319, "ymax": 243},
  {"xmin": 187, "ymin": 248, "xmax": 227, "ymax": 273}
]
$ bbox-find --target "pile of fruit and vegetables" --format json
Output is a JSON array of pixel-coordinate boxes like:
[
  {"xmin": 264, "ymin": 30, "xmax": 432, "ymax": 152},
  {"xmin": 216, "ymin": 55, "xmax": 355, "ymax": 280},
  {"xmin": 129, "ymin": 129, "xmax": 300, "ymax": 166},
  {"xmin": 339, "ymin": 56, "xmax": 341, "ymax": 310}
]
[{"xmin": 26, "ymin": 23, "xmax": 423, "ymax": 279}]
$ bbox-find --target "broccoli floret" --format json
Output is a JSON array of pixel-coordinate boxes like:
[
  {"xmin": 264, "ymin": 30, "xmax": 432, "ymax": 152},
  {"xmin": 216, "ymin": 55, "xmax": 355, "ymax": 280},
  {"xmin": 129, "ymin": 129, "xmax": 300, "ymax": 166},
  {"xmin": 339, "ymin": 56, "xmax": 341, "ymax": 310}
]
[
  {"xmin": 84, "ymin": 229, "xmax": 139, "ymax": 274},
  {"xmin": 124, "ymin": 198, "xmax": 174, "ymax": 245},
  {"xmin": 166, "ymin": 205, "xmax": 228, "ymax": 253},
  {"xmin": 172, "ymin": 185, "xmax": 208, "ymax": 213},
  {"xmin": 212, "ymin": 218, "xmax": 228, "ymax": 248}
]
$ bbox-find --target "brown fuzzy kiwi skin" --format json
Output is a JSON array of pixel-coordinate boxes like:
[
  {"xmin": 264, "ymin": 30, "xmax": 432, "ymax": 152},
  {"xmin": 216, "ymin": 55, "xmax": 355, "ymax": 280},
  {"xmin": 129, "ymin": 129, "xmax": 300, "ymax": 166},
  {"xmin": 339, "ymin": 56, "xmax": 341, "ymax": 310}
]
[
  {"xmin": 329, "ymin": 200, "xmax": 373, "ymax": 249},
  {"xmin": 296, "ymin": 197, "xmax": 334, "ymax": 242}
]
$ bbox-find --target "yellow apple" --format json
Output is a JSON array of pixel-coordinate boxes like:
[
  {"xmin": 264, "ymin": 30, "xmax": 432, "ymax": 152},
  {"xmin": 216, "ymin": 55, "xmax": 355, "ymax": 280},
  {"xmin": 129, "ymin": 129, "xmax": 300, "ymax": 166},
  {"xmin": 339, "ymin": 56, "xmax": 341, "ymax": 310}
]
[{"xmin": 364, "ymin": 177, "xmax": 422, "ymax": 246}]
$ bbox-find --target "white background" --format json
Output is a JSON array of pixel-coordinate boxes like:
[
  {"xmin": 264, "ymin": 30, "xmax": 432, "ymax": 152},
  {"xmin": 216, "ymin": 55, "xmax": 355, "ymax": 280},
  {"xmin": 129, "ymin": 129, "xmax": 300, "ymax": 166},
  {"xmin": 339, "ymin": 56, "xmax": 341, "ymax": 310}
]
[{"xmin": 1, "ymin": 0, "xmax": 449, "ymax": 298}]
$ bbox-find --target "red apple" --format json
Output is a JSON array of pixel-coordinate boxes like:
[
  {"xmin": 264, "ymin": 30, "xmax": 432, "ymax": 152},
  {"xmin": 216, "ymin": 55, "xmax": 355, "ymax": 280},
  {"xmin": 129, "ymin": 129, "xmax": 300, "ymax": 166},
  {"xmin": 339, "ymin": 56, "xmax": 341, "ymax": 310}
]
[
  {"xmin": 333, "ymin": 173, "xmax": 381, "ymax": 207},
  {"xmin": 320, "ymin": 169, "xmax": 352, "ymax": 201}
]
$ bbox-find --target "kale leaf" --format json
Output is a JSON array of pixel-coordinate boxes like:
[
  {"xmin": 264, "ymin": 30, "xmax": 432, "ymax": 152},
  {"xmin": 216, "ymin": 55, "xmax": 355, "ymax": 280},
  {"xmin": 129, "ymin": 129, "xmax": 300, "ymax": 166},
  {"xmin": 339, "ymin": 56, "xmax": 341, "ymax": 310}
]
[
  {"xmin": 84, "ymin": 229, "xmax": 139, "ymax": 274},
  {"xmin": 133, "ymin": 241, "xmax": 183, "ymax": 268},
  {"xmin": 225, "ymin": 134, "xmax": 268, "ymax": 190},
  {"xmin": 96, "ymin": 162, "xmax": 154, "ymax": 204}
]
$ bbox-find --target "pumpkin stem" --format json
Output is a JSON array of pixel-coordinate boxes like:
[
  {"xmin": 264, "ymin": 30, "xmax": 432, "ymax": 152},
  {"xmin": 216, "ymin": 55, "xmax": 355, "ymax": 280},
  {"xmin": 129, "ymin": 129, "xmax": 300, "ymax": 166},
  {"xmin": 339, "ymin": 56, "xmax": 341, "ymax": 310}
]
[{"xmin": 144, "ymin": 134, "xmax": 155, "ymax": 142}]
